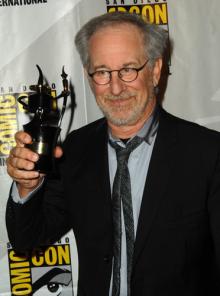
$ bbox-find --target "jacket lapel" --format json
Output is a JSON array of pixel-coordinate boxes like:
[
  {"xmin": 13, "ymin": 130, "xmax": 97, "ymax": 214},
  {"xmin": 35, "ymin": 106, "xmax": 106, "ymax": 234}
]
[
  {"xmin": 133, "ymin": 108, "xmax": 178, "ymax": 267},
  {"xmin": 86, "ymin": 119, "xmax": 112, "ymax": 232},
  {"xmin": 95, "ymin": 120, "xmax": 112, "ymax": 207}
]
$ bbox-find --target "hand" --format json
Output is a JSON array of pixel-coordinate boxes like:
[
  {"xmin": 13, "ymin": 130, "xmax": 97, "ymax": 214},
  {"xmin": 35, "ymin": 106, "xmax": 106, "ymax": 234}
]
[{"xmin": 6, "ymin": 131, "xmax": 63, "ymax": 197}]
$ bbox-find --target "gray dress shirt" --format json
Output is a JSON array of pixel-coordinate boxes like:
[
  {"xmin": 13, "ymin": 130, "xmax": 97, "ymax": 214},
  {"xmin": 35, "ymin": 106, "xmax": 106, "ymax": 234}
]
[{"xmin": 108, "ymin": 116, "xmax": 157, "ymax": 296}]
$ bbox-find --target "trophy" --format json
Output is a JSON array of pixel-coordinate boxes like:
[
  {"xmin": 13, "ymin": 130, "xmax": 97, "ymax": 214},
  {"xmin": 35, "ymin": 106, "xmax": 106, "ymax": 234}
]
[{"xmin": 18, "ymin": 65, "xmax": 70, "ymax": 173}]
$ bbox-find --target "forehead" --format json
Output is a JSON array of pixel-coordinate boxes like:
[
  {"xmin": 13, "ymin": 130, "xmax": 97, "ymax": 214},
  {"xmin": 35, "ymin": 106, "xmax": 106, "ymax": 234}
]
[{"xmin": 88, "ymin": 23, "xmax": 146, "ymax": 67}]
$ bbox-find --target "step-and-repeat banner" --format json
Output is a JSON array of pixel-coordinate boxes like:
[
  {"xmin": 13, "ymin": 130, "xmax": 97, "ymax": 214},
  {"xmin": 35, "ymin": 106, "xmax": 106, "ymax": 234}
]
[{"xmin": 0, "ymin": 0, "xmax": 220, "ymax": 295}]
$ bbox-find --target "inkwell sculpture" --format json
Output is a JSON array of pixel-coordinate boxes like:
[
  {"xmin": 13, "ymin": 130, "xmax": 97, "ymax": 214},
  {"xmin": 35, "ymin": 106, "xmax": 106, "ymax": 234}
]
[{"xmin": 18, "ymin": 65, "xmax": 70, "ymax": 173}]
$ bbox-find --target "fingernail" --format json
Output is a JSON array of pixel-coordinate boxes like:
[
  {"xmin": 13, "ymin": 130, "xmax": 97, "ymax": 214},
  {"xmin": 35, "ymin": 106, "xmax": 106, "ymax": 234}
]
[
  {"xmin": 32, "ymin": 154, "xmax": 39, "ymax": 161},
  {"xmin": 24, "ymin": 135, "xmax": 31, "ymax": 143},
  {"xmin": 33, "ymin": 171, "xmax": 40, "ymax": 178}
]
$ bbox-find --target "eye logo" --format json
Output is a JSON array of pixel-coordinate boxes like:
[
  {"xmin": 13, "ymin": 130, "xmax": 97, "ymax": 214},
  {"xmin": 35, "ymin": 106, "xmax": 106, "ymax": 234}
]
[
  {"xmin": 48, "ymin": 282, "xmax": 62, "ymax": 293},
  {"xmin": 8, "ymin": 243, "xmax": 74, "ymax": 296},
  {"xmin": 32, "ymin": 267, "xmax": 72, "ymax": 295}
]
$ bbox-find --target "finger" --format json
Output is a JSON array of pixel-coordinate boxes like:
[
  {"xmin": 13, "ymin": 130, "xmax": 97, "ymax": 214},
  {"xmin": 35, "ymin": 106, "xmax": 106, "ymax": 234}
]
[
  {"xmin": 10, "ymin": 146, "xmax": 39, "ymax": 163},
  {"xmin": 6, "ymin": 153, "xmax": 39, "ymax": 181},
  {"xmin": 16, "ymin": 179, "xmax": 40, "ymax": 190},
  {"xmin": 10, "ymin": 157, "xmax": 36, "ymax": 171},
  {"xmin": 8, "ymin": 171, "xmax": 40, "ymax": 189},
  {"xmin": 15, "ymin": 131, "xmax": 32, "ymax": 147},
  {"xmin": 6, "ymin": 155, "xmax": 38, "ymax": 179},
  {"xmin": 16, "ymin": 175, "xmax": 43, "ymax": 193},
  {"xmin": 8, "ymin": 169, "xmax": 40, "ymax": 188},
  {"xmin": 54, "ymin": 146, "xmax": 63, "ymax": 158}
]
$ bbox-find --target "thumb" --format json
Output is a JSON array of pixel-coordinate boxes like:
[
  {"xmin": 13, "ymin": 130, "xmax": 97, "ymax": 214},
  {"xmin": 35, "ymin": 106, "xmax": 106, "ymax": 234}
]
[{"xmin": 54, "ymin": 146, "xmax": 63, "ymax": 158}]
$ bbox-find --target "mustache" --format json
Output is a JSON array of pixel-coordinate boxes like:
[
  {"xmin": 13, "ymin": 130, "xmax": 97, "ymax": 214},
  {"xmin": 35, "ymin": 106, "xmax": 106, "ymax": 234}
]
[{"xmin": 104, "ymin": 92, "xmax": 137, "ymax": 100}]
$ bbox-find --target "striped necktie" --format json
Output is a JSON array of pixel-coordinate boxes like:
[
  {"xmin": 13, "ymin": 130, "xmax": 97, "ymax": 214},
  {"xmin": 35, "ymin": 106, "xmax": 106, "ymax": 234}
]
[{"xmin": 110, "ymin": 136, "xmax": 145, "ymax": 296}]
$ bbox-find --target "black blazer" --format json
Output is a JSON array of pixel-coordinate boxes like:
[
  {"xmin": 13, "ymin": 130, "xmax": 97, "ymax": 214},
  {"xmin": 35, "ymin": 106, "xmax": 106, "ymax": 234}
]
[{"xmin": 6, "ymin": 108, "xmax": 220, "ymax": 295}]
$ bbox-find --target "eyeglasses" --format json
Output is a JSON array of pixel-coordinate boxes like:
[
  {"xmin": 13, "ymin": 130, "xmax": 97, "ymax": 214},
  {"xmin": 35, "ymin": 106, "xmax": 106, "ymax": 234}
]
[{"xmin": 88, "ymin": 59, "xmax": 149, "ymax": 85}]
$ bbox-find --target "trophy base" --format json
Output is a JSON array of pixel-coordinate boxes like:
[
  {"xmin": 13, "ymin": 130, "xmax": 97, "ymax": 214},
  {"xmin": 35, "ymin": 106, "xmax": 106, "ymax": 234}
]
[
  {"xmin": 23, "ymin": 123, "xmax": 61, "ymax": 174},
  {"xmin": 26, "ymin": 142, "xmax": 57, "ymax": 174}
]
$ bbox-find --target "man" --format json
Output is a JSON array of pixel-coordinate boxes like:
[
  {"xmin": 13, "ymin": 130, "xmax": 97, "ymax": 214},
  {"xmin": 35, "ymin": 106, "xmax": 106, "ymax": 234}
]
[{"xmin": 6, "ymin": 12, "xmax": 220, "ymax": 296}]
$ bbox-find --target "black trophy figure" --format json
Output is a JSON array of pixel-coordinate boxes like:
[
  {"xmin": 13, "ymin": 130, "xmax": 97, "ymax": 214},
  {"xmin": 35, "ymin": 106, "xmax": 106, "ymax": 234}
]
[{"xmin": 18, "ymin": 65, "xmax": 70, "ymax": 173}]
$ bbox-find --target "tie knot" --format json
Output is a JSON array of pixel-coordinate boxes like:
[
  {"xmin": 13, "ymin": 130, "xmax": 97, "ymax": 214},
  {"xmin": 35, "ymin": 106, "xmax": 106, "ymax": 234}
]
[{"xmin": 109, "ymin": 136, "xmax": 144, "ymax": 164}]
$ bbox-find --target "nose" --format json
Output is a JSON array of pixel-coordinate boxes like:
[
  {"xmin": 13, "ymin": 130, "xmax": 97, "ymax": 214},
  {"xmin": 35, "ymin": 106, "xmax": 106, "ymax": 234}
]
[{"xmin": 109, "ymin": 71, "xmax": 126, "ymax": 96}]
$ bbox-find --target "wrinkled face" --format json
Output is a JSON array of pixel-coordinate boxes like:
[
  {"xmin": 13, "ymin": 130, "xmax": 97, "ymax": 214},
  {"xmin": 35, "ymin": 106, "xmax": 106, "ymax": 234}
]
[{"xmin": 87, "ymin": 23, "xmax": 162, "ymax": 127}]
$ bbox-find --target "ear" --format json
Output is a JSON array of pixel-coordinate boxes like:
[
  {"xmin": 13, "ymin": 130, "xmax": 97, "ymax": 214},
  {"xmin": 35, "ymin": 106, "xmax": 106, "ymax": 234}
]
[
  {"xmin": 84, "ymin": 67, "xmax": 95, "ymax": 92},
  {"xmin": 152, "ymin": 58, "xmax": 163, "ymax": 87},
  {"xmin": 84, "ymin": 67, "xmax": 89, "ymax": 78},
  {"xmin": 84, "ymin": 67, "xmax": 91, "ymax": 84}
]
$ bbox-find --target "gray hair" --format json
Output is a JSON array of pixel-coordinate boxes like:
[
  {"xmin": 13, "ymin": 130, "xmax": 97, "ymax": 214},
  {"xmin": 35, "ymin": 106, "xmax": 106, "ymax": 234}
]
[{"xmin": 75, "ymin": 12, "xmax": 168, "ymax": 68}]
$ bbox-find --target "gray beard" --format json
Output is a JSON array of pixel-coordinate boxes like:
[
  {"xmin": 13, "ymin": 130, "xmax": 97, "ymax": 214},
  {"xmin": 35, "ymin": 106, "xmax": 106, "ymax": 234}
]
[
  {"xmin": 98, "ymin": 97, "xmax": 149, "ymax": 126},
  {"xmin": 97, "ymin": 87, "xmax": 155, "ymax": 126}
]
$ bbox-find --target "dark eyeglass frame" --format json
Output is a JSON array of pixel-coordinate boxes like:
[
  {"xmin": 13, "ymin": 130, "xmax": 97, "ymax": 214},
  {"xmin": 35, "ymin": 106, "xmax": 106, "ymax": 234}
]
[{"xmin": 88, "ymin": 59, "xmax": 149, "ymax": 85}]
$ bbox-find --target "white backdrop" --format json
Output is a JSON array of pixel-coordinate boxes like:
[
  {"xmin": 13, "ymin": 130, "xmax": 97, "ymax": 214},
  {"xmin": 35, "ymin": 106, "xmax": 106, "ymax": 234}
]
[{"xmin": 0, "ymin": 0, "xmax": 220, "ymax": 295}]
